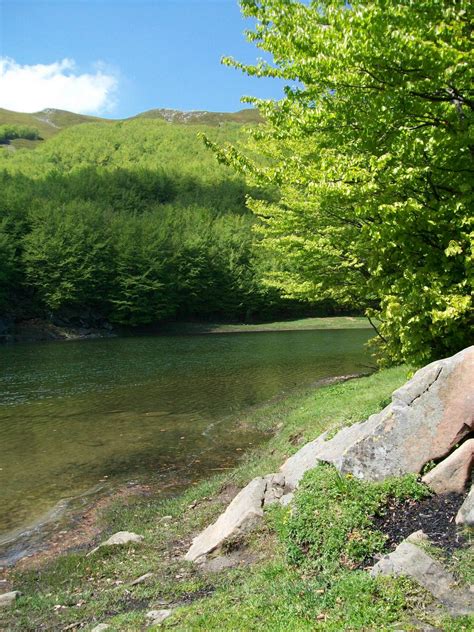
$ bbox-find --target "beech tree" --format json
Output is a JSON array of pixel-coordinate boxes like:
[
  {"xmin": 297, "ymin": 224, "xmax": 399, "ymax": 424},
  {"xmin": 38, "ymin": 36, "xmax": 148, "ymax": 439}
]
[{"xmin": 211, "ymin": 0, "xmax": 473, "ymax": 364}]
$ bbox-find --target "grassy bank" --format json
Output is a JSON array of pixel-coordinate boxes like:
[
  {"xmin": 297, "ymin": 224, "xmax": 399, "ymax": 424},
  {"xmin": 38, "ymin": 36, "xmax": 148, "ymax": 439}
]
[
  {"xmin": 158, "ymin": 316, "xmax": 372, "ymax": 335},
  {"xmin": 1, "ymin": 368, "xmax": 472, "ymax": 631}
]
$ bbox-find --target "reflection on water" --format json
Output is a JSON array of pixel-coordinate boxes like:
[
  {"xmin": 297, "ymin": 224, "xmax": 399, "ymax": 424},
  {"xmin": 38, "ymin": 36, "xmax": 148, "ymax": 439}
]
[{"xmin": 0, "ymin": 329, "xmax": 373, "ymax": 544}]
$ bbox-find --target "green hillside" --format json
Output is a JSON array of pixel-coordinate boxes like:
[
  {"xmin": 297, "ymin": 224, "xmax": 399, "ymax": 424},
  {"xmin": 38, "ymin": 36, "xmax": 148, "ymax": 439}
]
[
  {"xmin": 0, "ymin": 114, "xmax": 318, "ymax": 328},
  {"xmin": 0, "ymin": 107, "xmax": 261, "ymax": 150},
  {"xmin": 0, "ymin": 108, "xmax": 112, "ymax": 147}
]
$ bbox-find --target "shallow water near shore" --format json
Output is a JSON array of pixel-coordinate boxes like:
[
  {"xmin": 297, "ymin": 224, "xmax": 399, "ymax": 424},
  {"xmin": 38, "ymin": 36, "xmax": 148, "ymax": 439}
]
[{"xmin": 0, "ymin": 328, "xmax": 373, "ymax": 561}]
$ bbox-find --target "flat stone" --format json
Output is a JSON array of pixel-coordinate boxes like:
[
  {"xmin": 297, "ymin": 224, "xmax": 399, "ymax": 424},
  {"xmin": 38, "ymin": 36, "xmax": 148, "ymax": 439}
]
[
  {"xmin": 130, "ymin": 572, "xmax": 154, "ymax": 586},
  {"xmin": 91, "ymin": 625, "xmax": 110, "ymax": 632},
  {"xmin": 423, "ymin": 439, "xmax": 474, "ymax": 494},
  {"xmin": 0, "ymin": 591, "xmax": 21, "ymax": 607},
  {"xmin": 88, "ymin": 531, "xmax": 144, "ymax": 556},
  {"xmin": 456, "ymin": 486, "xmax": 474, "ymax": 526},
  {"xmin": 146, "ymin": 609, "xmax": 172, "ymax": 625},
  {"xmin": 281, "ymin": 347, "xmax": 474, "ymax": 486},
  {"xmin": 371, "ymin": 532, "xmax": 473, "ymax": 616},
  {"xmin": 185, "ymin": 477, "xmax": 266, "ymax": 562}
]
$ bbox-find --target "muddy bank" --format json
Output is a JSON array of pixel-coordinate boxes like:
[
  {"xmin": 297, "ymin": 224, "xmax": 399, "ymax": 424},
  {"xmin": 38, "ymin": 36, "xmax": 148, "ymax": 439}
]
[{"xmin": 0, "ymin": 319, "xmax": 117, "ymax": 343}]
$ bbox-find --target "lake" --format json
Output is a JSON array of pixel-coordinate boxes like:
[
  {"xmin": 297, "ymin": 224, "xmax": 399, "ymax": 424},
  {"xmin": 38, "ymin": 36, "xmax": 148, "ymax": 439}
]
[{"xmin": 0, "ymin": 328, "xmax": 373, "ymax": 560}]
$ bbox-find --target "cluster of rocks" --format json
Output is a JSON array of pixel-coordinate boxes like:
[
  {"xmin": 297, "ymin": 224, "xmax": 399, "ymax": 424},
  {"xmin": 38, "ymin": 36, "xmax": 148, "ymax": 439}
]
[{"xmin": 184, "ymin": 346, "xmax": 474, "ymax": 614}]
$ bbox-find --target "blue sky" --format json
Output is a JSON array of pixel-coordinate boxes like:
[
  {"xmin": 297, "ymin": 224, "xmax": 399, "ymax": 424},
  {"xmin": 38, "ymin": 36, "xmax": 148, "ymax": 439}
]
[{"xmin": 0, "ymin": 0, "xmax": 286, "ymax": 117}]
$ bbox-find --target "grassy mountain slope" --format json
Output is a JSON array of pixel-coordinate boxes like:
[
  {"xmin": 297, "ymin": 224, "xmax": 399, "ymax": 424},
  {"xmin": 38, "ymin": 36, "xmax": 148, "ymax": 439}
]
[
  {"xmin": 0, "ymin": 108, "xmax": 112, "ymax": 147},
  {"xmin": 0, "ymin": 107, "xmax": 260, "ymax": 150},
  {"xmin": 1, "ymin": 112, "xmax": 317, "ymax": 326}
]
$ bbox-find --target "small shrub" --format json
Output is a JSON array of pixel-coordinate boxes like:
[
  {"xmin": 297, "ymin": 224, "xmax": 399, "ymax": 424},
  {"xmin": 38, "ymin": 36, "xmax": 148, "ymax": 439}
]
[{"xmin": 274, "ymin": 463, "xmax": 429, "ymax": 578}]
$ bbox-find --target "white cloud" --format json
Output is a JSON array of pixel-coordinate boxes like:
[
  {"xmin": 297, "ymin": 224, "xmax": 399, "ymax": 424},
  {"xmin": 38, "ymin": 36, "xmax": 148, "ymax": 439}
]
[{"xmin": 0, "ymin": 57, "xmax": 118, "ymax": 114}]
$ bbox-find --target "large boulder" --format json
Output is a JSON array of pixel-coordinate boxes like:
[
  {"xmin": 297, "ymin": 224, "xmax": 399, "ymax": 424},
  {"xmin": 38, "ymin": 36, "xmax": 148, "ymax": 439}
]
[
  {"xmin": 422, "ymin": 439, "xmax": 473, "ymax": 494},
  {"xmin": 281, "ymin": 346, "xmax": 474, "ymax": 487},
  {"xmin": 185, "ymin": 474, "xmax": 286, "ymax": 562}
]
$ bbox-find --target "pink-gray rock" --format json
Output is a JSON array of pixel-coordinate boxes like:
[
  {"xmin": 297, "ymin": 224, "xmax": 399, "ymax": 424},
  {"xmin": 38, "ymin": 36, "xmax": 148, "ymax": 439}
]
[
  {"xmin": 422, "ymin": 439, "xmax": 473, "ymax": 494},
  {"xmin": 456, "ymin": 486, "xmax": 474, "ymax": 526},
  {"xmin": 185, "ymin": 477, "xmax": 267, "ymax": 562},
  {"xmin": 281, "ymin": 346, "xmax": 474, "ymax": 486},
  {"xmin": 88, "ymin": 531, "xmax": 144, "ymax": 556},
  {"xmin": 0, "ymin": 591, "xmax": 21, "ymax": 608},
  {"xmin": 184, "ymin": 473, "xmax": 288, "ymax": 562},
  {"xmin": 146, "ymin": 609, "xmax": 172, "ymax": 625},
  {"xmin": 371, "ymin": 531, "xmax": 473, "ymax": 616},
  {"xmin": 263, "ymin": 473, "xmax": 286, "ymax": 505}
]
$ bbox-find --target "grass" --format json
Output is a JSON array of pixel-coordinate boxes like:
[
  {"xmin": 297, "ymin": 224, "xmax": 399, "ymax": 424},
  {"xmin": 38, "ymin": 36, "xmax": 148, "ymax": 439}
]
[
  {"xmin": 1, "ymin": 366, "xmax": 471, "ymax": 631},
  {"xmin": 158, "ymin": 316, "xmax": 372, "ymax": 335},
  {"xmin": 0, "ymin": 106, "xmax": 261, "ymax": 150},
  {"xmin": 0, "ymin": 107, "xmax": 111, "ymax": 142}
]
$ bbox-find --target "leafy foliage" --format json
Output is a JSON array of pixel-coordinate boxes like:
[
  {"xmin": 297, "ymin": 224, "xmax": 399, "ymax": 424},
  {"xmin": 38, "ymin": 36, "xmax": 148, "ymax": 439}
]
[
  {"xmin": 213, "ymin": 0, "xmax": 473, "ymax": 364},
  {"xmin": 0, "ymin": 119, "xmax": 315, "ymax": 325},
  {"xmin": 274, "ymin": 463, "xmax": 430, "ymax": 577},
  {"xmin": 0, "ymin": 125, "xmax": 40, "ymax": 144}
]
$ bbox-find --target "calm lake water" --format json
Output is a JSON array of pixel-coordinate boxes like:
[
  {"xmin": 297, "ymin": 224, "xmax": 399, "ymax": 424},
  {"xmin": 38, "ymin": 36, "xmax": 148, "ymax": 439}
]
[{"xmin": 0, "ymin": 329, "xmax": 373, "ymax": 557}]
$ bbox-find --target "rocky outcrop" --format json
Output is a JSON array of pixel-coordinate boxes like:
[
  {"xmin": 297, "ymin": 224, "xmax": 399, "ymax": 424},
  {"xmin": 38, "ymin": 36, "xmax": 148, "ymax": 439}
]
[
  {"xmin": 422, "ymin": 439, "xmax": 473, "ymax": 494},
  {"xmin": 371, "ymin": 531, "xmax": 473, "ymax": 616},
  {"xmin": 185, "ymin": 347, "xmax": 474, "ymax": 564},
  {"xmin": 281, "ymin": 346, "xmax": 474, "ymax": 487},
  {"xmin": 456, "ymin": 487, "xmax": 474, "ymax": 526}
]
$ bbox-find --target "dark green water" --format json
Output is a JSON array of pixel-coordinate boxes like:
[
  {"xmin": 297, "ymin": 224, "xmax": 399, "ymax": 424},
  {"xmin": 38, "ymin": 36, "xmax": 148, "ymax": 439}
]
[{"xmin": 0, "ymin": 329, "xmax": 372, "ymax": 556}]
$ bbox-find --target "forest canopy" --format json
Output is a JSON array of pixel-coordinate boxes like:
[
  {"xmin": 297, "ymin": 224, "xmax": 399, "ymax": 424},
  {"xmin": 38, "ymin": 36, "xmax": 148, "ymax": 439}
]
[
  {"xmin": 0, "ymin": 118, "xmax": 325, "ymax": 327},
  {"xmin": 209, "ymin": 0, "xmax": 473, "ymax": 365}
]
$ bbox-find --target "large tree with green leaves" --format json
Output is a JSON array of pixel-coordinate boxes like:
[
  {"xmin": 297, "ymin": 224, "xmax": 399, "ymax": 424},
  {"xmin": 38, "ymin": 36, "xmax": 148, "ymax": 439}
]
[{"xmin": 211, "ymin": 0, "xmax": 473, "ymax": 364}]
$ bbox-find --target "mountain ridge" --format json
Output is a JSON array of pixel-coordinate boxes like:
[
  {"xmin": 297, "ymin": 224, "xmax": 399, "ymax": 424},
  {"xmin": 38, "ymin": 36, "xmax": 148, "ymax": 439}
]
[{"xmin": 0, "ymin": 106, "xmax": 261, "ymax": 148}]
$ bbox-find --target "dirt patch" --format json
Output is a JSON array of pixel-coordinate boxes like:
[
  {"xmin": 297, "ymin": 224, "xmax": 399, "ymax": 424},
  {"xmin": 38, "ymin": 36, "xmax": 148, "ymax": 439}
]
[
  {"xmin": 0, "ymin": 484, "xmax": 151, "ymax": 580},
  {"xmin": 373, "ymin": 491, "xmax": 469, "ymax": 554}
]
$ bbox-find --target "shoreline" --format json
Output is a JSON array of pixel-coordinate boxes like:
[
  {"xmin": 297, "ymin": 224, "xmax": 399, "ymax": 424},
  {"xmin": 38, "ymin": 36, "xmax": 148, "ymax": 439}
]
[
  {"xmin": 3, "ymin": 366, "xmax": 470, "ymax": 630},
  {"xmin": 0, "ymin": 315, "xmax": 372, "ymax": 344},
  {"xmin": 0, "ymin": 371, "xmax": 371, "ymax": 571}
]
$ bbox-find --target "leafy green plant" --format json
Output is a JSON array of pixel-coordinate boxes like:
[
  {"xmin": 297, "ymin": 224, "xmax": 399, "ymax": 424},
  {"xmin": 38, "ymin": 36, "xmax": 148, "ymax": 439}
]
[
  {"xmin": 211, "ymin": 0, "xmax": 473, "ymax": 366},
  {"xmin": 273, "ymin": 464, "xmax": 430, "ymax": 577}
]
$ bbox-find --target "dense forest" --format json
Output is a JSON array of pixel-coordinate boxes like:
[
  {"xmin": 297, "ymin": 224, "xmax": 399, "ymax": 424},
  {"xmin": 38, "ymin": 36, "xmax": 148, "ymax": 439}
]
[
  {"xmin": 0, "ymin": 114, "xmax": 326, "ymax": 328},
  {"xmin": 214, "ymin": 0, "xmax": 473, "ymax": 365}
]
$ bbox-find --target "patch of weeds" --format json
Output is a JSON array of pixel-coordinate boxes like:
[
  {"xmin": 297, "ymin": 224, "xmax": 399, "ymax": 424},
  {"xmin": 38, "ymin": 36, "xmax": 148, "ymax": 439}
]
[
  {"xmin": 421, "ymin": 459, "xmax": 437, "ymax": 475},
  {"xmin": 274, "ymin": 463, "xmax": 430, "ymax": 577},
  {"xmin": 449, "ymin": 545, "xmax": 474, "ymax": 584}
]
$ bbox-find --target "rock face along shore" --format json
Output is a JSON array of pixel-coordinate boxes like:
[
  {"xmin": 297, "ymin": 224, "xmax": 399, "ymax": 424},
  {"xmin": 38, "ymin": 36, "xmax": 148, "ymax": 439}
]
[{"xmin": 185, "ymin": 347, "xmax": 474, "ymax": 615}]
